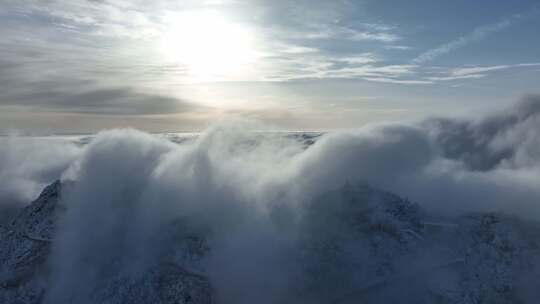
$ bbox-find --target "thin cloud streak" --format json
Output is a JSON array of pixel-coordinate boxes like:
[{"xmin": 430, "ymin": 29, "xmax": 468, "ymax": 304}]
[
  {"xmin": 412, "ymin": 12, "xmax": 524, "ymax": 64},
  {"xmin": 427, "ymin": 63, "xmax": 540, "ymax": 81}
]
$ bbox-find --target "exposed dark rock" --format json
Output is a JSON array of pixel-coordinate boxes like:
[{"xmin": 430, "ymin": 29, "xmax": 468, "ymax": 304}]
[{"xmin": 2, "ymin": 181, "xmax": 540, "ymax": 303}]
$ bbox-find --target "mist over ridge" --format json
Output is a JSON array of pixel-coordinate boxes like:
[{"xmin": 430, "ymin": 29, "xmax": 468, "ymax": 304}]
[
  {"xmin": 2, "ymin": 96, "xmax": 540, "ymax": 303},
  {"xmin": 3, "ymin": 96, "xmax": 540, "ymax": 219}
]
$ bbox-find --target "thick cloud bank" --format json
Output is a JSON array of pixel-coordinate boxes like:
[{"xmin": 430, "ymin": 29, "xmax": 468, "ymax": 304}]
[{"xmin": 2, "ymin": 96, "xmax": 540, "ymax": 302}]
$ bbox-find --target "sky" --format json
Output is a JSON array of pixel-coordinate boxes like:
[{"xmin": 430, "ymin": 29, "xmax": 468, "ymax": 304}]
[{"xmin": 1, "ymin": 0, "xmax": 540, "ymax": 133}]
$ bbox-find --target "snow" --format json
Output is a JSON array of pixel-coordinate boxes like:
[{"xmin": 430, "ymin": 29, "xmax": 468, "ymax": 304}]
[{"xmin": 2, "ymin": 180, "xmax": 540, "ymax": 303}]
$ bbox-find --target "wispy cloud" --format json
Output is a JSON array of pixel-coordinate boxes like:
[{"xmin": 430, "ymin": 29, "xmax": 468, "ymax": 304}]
[
  {"xmin": 329, "ymin": 64, "xmax": 417, "ymax": 79},
  {"xmin": 363, "ymin": 77, "xmax": 432, "ymax": 85},
  {"xmin": 412, "ymin": 12, "xmax": 524, "ymax": 64},
  {"xmin": 427, "ymin": 74, "xmax": 487, "ymax": 81},
  {"xmin": 263, "ymin": 55, "xmax": 419, "ymax": 83},
  {"xmin": 336, "ymin": 53, "xmax": 380, "ymax": 64},
  {"xmin": 427, "ymin": 63, "xmax": 540, "ymax": 81},
  {"xmin": 285, "ymin": 25, "xmax": 400, "ymax": 43},
  {"xmin": 2, "ymin": 0, "xmax": 540, "ymax": 130},
  {"xmin": 385, "ymin": 45, "xmax": 412, "ymax": 51},
  {"xmin": 350, "ymin": 31, "xmax": 399, "ymax": 42},
  {"xmin": 450, "ymin": 65, "xmax": 513, "ymax": 76},
  {"xmin": 451, "ymin": 63, "xmax": 540, "ymax": 76}
]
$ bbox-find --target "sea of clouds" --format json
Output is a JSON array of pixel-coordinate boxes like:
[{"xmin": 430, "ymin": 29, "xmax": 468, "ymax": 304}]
[{"xmin": 2, "ymin": 96, "xmax": 540, "ymax": 303}]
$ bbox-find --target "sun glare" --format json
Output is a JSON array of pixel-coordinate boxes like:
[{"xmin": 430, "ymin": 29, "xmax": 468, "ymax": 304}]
[{"xmin": 160, "ymin": 11, "xmax": 259, "ymax": 82}]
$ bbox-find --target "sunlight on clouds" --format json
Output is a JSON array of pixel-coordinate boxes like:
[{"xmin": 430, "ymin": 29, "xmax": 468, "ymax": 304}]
[{"xmin": 159, "ymin": 10, "xmax": 259, "ymax": 82}]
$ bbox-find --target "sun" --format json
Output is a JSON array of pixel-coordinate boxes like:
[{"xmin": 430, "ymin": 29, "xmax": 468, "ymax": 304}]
[{"xmin": 160, "ymin": 11, "xmax": 259, "ymax": 82}]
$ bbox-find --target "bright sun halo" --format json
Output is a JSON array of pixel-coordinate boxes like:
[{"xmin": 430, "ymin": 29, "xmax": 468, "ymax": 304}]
[{"xmin": 160, "ymin": 11, "xmax": 258, "ymax": 82}]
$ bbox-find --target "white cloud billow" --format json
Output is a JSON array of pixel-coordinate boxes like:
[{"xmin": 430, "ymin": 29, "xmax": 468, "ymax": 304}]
[{"xmin": 3, "ymin": 97, "xmax": 540, "ymax": 302}]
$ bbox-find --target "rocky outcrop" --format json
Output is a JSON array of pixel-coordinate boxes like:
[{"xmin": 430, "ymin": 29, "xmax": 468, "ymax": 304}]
[
  {"xmin": 0, "ymin": 181, "xmax": 60, "ymax": 303},
  {"xmin": 2, "ymin": 181, "xmax": 540, "ymax": 303},
  {"xmin": 298, "ymin": 184, "xmax": 540, "ymax": 303},
  {"xmin": 0, "ymin": 181, "xmax": 214, "ymax": 304}
]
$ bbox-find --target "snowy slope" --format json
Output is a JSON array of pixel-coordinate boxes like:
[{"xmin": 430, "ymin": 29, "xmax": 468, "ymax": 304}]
[
  {"xmin": 1, "ymin": 181, "xmax": 540, "ymax": 303},
  {"xmin": 0, "ymin": 181, "xmax": 213, "ymax": 304},
  {"xmin": 300, "ymin": 185, "xmax": 540, "ymax": 303}
]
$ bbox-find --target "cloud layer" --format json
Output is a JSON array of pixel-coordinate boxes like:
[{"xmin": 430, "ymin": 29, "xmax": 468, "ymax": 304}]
[
  {"xmin": 2, "ymin": 97, "xmax": 540, "ymax": 302},
  {"xmin": 2, "ymin": 87, "xmax": 199, "ymax": 115}
]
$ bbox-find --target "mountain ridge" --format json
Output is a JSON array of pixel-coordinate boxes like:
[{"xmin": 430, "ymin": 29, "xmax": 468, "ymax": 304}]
[{"xmin": 1, "ymin": 181, "xmax": 540, "ymax": 303}]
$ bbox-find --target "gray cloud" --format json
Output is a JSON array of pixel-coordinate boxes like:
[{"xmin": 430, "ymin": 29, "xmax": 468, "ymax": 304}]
[
  {"xmin": 2, "ymin": 87, "xmax": 200, "ymax": 115},
  {"xmin": 425, "ymin": 95, "xmax": 540, "ymax": 171}
]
